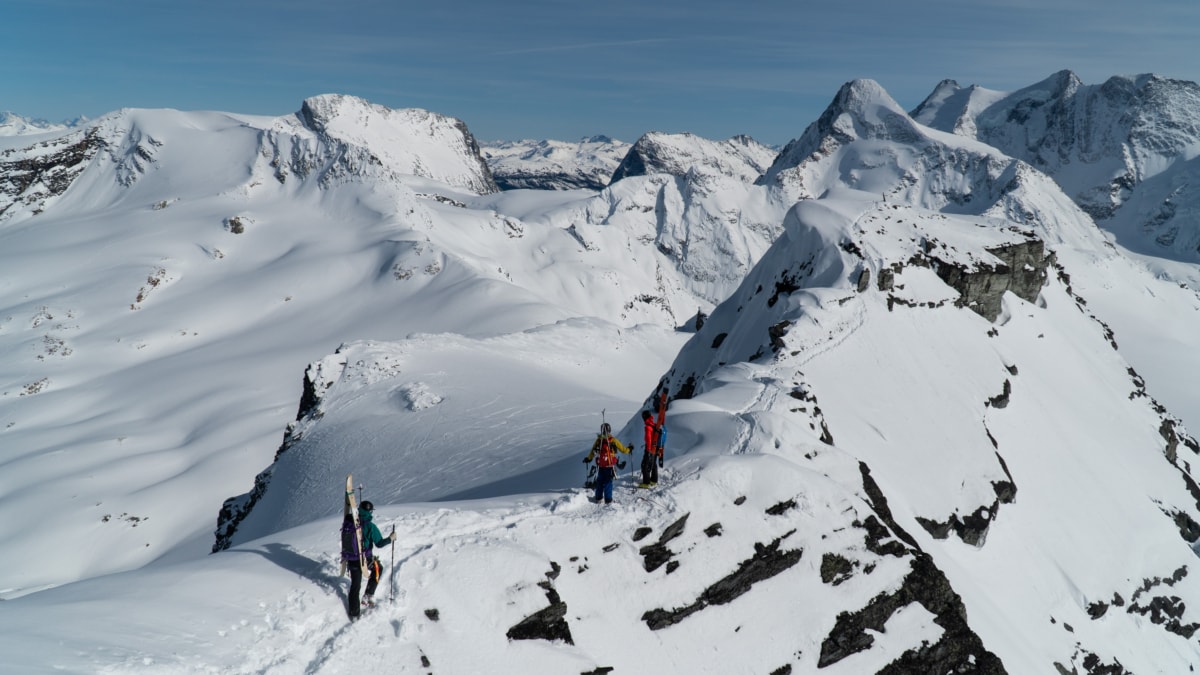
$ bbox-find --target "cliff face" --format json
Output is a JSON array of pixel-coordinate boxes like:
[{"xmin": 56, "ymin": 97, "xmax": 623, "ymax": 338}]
[{"xmin": 915, "ymin": 71, "xmax": 1200, "ymax": 262}]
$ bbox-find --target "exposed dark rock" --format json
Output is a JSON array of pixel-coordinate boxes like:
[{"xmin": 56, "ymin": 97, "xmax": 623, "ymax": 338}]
[
  {"xmin": 820, "ymin": 553, "xmax": 857, "ymax": 586},
  {"xmin": 769, "ymin": 665, "xmax": 793, "ymax": 675},
  {"xmin": 932, "ymin": 239, "xmax": 1050, "ymax": 322},
  {"xmin": 1164, "ymin": 507, "xmax": 1200, "ymax": 543},
  {"xmin": 642, "ymin": 532, "xmax": 803, "ymax": 630},
  {"xmin": 676, "ymin": 375, "xmax": 697, "ymax": 400},
  {"xmin": 213, "ymin": 363, "xmax": 338, "ymax": 551},
  {"xmin": 914, "ymin": 455, "xmax": 1016, "ymax": 546},
  {"xmin": 987, "ymin": 379, "xmax": 1012, "ymax": 408},
  {"xmin": 639, "ymin": 513, "xmax": 690, "ymax": 572},
  {"xmin": 632, "ymin": 526, "xmax": 653, "ymax": 542},
  {"xmin": 602, "ymin": 543, "xmax": 620, "ymax": 553},
  {"xmin": 818, "ymin": 554, "xmax": 1006, "ymax": 673},
  {"xmin": 734, "ymin": 496, "xmax": 747, "ymax": 506},
  {"xmin": 704, "ymin": 523, "xmax": 723, "ymax": 537},
  {"xmin": 506, "ymin": 580, "xmax": 573, "ymax": 645},
  {"xmin": 858, "ymin": 463, "xmax": 922, "ymax": 553},
  {"xmin": 768, "ymin": 271, "xmax": 804, "ymax": 308},
  {"xmin": 0, "ymin": 128, "xmax": 103, "ymax": 219},
  {"xmin": 993, "ymin": 452, "xmax": 1018, "ymax": 504},
  {"xmin": 1123, "ymin": 566, "xmax": 1200, "ymax": 638},
  {"xmin": 877, "ymin": 267, "xmax": 896, "ymax": 291},
  {"xmin": 768, "ymin": 320, "xmax": 792, "ymax": 352},
  {"xmin": 856, "ymin": 268, "xmax": 871, "ymax": 292},
  {"xmin": 424, "ymin": 608, "xmax": 440, "ymax": 622},
  {"xmin": 1055, "ymin": 650, "xmax": 1132, "ymax": 675},
  {"xmin": 857, "ymin": 515, "xmax": 908, "ymax": 558},
  {"xmin": 580, "ymin": 667, "xmax": 615, "ymax": 675},
  {"xmin": 666, "ymin": 561, "xmax": 681, "ymax": 574},
  {"xmin": 765, "ymin": 499, "xmax": 798, "ymax": 516},
  {"xmin": 711, "ymin": 332, "xmax": 728, "ymax": 349},
  {"xmin": 915, "ymin": 503, "xmax": 995, "ymax": 547}
]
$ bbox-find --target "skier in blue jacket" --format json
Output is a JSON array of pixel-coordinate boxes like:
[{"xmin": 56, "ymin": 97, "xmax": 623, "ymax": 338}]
[{"xmin": 342, "ymin": 500, "xmax": 396, "ymax": 619}]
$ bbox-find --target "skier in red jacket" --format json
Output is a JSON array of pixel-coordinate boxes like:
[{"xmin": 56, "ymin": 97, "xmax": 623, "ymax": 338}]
[{"xmin": 640, "ymin": 409, "xmax": 660, "ymax": 486}]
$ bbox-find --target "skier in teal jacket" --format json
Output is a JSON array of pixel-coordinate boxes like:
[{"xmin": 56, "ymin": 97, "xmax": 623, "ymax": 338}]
[{"xmin": 342, "ymin": 500, "xmax": 396, "ymax": 619}]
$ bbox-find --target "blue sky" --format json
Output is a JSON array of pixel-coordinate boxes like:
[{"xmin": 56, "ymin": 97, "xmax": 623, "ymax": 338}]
[{"xmin": 4, "ymin": 0, "xmax": 1199, "ymax": 145}]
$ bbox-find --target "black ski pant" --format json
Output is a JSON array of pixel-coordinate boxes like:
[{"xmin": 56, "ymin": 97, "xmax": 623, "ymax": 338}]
[
  {"xmin": 641, "ymin": 450, "xmax": 659, "ymax": 484},
  {"xmin": 347, "ymin": 557, "xmax": 382, "ymax": 617}
]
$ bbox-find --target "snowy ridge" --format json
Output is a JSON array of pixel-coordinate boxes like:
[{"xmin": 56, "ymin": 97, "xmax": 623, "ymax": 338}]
[
  {"xmin": 0, "ymin": 111, "xmax": 78, "ymax": 137},
  {"xmin": 0, "ymin": 96, "xmax": 766, "ymax": 600},
  {"xmin": 293, "ymin": 94, "xmax": 498, "ymax": 194},
  {"xmin": 481, "ymin": 135, "xmax": 631, "ymax": 191},
  {"xmin": 914, "ymin": 70, "xmax": 1200, "ymax": 264},
  {"xmin": 5, "ymin": 73, "xmax": 1200, "ymax": 674},
  {"xmin": 611, "ymin": 131, "xmax": 778, "ymax": 186}
]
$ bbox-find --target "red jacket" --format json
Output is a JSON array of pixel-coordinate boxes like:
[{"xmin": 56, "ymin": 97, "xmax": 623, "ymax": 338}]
[{"xmin": 644, "ymin": 416, "xmax": 659, "ymax": 456}]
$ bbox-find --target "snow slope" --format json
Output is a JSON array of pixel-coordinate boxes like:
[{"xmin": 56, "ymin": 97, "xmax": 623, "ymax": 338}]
[
  {"xmin": 4, "ymin": 73, "xmax": 1200, "ymax": 674},
  {"xmin": 0, "ymin": 96, "xmax": 740, "ymax": 599}
]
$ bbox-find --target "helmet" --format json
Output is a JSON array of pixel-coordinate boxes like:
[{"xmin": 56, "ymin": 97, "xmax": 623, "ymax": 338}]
[
  {"xmin": 361, "ymin": 500, "xmax": 374, "ymax": 512},
  {"xmin": 601, "ymin": 422, "xmax": 612, "ymax": 435}
]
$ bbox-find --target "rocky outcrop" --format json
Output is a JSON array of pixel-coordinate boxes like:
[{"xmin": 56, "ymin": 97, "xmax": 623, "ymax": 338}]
[
  {"xmin": 818, "ymin": 555, "xmax": 1007, "ymax": 673},
  {"xmin": 933, "ymin": 240, "xmax": 1052, "ymax": 321},
  {"xmin": 0, "ymin": 127, "xmax": 102, "ymax": 219},
  {"xmin": 507, "ymin": 563, "xmax": 574, "ymax": 644},
  {"xmin": 641, "ymin": 531, "xmax": 803, "ymax": 631}
]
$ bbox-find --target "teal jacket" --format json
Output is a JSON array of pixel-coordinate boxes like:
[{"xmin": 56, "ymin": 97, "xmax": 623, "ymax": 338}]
[{"xmin": 359, "ymin": 507, "xmax": 394, "ymax": 557}]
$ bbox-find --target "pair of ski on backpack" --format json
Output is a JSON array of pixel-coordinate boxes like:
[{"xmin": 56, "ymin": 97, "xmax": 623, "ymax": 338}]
[{"xmin": 584, "ymin": 391, "xmax": 667, "ymax": 490}]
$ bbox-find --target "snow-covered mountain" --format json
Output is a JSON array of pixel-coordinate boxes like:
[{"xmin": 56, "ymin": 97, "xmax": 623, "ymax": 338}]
[
  {"xmin": 612, "ymin": 131, "xmax": 778, "ymax": 185},
  {"xmin": 5, "ymin": 73, "xmax": 1200, "ymax": 674},
  {"xmin": 0, "ymin": 111, "xmax": 79, "ymax": 136},
  {"xmin": 912, "ymin": 70, "xmax": 1200, "ymax": 266},
  {"xmin": 481, "ymin": 135, "xmax": 631, "ymax": 190}
]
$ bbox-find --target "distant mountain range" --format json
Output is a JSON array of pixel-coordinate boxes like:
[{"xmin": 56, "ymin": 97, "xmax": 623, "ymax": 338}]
[{"xmin": 4, "ymin": 72, "xmax": 1200, "ymax": 673}]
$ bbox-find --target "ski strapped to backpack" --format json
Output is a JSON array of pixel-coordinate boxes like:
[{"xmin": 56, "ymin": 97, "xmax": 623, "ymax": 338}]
[
  {"xmin": 597, "ymin": 433, "xmax": 618, "ymax": 468},
  {"xmin": 342, "ymin": 474, "xmax": 368, "ymax": 580},
  {"xmin": 654, "ymin": 390, "xmax": 668, "ymax": 465}
]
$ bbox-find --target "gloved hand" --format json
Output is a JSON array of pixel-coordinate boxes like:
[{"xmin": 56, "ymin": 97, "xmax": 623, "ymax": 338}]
[
  {"xmin": 582, "ymin": 456, "xmax": 591, "ymax": 463},
  {"xmin": 389, "ymin": 531, "xmax": 397, "ymax": 542},
  {"xmin": 617, "ymin": 461, "xmax": 627, "ymax": 470}
]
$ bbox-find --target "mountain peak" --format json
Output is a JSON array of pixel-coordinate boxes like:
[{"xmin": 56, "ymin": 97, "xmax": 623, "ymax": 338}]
[
  {"xmin": 759, "ymin": 79, "xmax": 924, "ymax": 190},
  {"xmin": 296, "ymin": 93, "xmax": 497, "ymax": 194},
  {"xmin": 610, "ymin": 131, "xmax": 776, "ymax": 184},
  {"xmin": 832, "ymin": 78, "xmax": 906, "ymax": 115}
]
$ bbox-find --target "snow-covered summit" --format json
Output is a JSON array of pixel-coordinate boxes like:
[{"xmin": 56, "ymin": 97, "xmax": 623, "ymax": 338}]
[
  {"xmin": 914, "ymin": 70, "xmax": 1200, "ymax": 263},
  {"xmin": 296, "ymin": 94, "xmax": 498, "ymax": 194},
  {"xmin": 610, "ymin": 131, "xmax": 778, "ymax": 185},
  {"xmin": 0, "ymin": 111, "xmax": 77, "ymax": 137},
  {"xmin": 655, "ymin": 77, "xmax": 1200, "ymax": 671},
  {"xmin": 481, "ymin": 135, "xmax": 631, "ymax": 190}
]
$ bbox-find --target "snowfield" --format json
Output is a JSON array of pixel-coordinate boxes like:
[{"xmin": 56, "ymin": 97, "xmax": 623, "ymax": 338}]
[{"xmin": 4, "ymin": 73, "xmax": 1200, "ymax": 673}]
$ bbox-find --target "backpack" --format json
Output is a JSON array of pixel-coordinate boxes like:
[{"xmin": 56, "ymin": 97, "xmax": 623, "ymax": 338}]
[
  {"xmin": 597, "ymin": 434, "xmax": 618, "ymax": 468},
  {"xmin": 341, "ymin": 515, "xmax": 362, "ymax": 561}
]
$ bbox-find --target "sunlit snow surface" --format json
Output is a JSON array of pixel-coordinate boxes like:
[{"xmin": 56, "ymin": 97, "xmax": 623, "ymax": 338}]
[{"xmin": 4, "ymin": 81, "xmax": 1200, "ymax": 674}]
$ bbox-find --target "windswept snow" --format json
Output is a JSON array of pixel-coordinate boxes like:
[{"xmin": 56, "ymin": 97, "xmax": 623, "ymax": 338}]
[{"xmin": 4, "ymin": 73, "xmax": 1200, "ymax": 674}]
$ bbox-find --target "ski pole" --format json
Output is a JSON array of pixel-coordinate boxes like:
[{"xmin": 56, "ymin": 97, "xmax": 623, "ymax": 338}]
[{"xmin": 390, "ymin": 524, "xmax": 396, "ymax": 602}]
